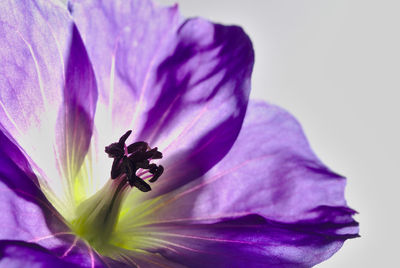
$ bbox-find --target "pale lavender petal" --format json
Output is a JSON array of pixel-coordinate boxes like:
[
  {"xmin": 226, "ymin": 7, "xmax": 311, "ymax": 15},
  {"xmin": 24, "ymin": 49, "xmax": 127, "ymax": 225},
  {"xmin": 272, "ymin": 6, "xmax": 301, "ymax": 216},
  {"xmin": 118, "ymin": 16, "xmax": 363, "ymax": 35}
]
[
  {"xmin": 0, "ymin": 0, "xmax": 97, "ymax": 184},
  {"xmin": 70, "ymin": 0, "xmax": 254, "ymax": 194},
  {"xmin": 133, "ymin": 101, "xmax": 357, "ymax": 266}
]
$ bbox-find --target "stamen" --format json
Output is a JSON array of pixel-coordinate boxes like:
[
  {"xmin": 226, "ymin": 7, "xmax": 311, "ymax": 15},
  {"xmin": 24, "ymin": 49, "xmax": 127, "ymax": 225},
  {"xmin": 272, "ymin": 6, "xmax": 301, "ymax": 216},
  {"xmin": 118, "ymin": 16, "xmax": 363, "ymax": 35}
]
[
  {"xmin": 111, "ymin": 158, "xmax": 122, "ymax": 179},
  {"xmin": 118, "ymin": 130, "xmax": 132, "ymax": 145},
  {"xmin": 127, "ymin": 141, "xmax": 148, "ymax": 154},
  {"xmin": 105, "ymin": 130, "xmax": 164, "ymax": 192},
  {"xmin": 149, "ymin": 165, "xmax": 164, "ymax": 183},
  {"xmin": 72, "ymin": 130, "xmax": 164, "ymax": 254}
]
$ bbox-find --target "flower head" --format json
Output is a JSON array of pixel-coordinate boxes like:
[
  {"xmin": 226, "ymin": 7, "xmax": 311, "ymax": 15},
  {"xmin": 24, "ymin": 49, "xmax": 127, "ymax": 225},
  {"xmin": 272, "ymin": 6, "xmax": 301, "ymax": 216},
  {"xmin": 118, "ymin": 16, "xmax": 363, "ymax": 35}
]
[{"xmin": 0, "ymin": 0, "xmax": 358, "ymax": 267}]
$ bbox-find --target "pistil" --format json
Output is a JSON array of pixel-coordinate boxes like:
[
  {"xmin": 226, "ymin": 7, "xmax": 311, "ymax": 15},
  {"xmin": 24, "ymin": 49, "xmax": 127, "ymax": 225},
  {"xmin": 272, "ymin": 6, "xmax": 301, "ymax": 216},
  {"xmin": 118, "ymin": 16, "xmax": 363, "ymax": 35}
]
[{"xmin": 71, "ymin": 175, "xmax": 130, "ymax": 253}]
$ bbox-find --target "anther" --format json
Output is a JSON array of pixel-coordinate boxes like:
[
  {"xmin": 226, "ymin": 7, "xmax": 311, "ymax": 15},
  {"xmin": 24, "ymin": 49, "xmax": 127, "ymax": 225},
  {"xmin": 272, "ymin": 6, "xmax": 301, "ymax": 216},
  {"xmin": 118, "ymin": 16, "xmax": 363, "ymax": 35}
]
[
  {"xmin": 111, "ymin": 158, "xmax": 123, "ymax": 179},
  {"xmin": 129, "ymin": 176, "xmax": 151, "ymax": 192},
  {"xmin": 127, "ymin": 141, "xmax": 148, "ymax": 154},
  {"xmin": 149, "ymin": 165, "xmax": 164, "ymax": 183},
  {"xmin": 118, "ymin": 130, "xmax": 132, "ymax": 145},
  {"xmin": 105, "ymin": 130, "xmax": 133, "ymax": 159},
  {"xmin": 105, "ymin": 130, "xmax": 164, "ymax": 192}
]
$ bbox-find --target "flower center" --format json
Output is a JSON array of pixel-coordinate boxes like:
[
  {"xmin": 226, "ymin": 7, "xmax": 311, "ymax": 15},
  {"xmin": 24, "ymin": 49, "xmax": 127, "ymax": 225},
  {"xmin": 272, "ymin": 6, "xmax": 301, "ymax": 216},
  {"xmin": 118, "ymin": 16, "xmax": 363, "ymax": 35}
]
[{"xmin": 70, "ymin": 130, "xmax": 163, "ymax": 254}]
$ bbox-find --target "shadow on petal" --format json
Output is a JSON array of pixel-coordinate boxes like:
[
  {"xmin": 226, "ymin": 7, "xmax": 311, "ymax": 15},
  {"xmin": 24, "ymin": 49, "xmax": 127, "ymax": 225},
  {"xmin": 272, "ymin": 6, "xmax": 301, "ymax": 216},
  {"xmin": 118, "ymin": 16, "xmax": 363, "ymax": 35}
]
[
  {"xmin": 57, "ymin": 25, "xmax": 98, "ymax": 180},
  {"xmin": 141, "ymin": 212, "xmax": 358, "ymax": 268},
  {"xmin": 137, "ymin": 20, "xmax": 254, "ymax": 197}
]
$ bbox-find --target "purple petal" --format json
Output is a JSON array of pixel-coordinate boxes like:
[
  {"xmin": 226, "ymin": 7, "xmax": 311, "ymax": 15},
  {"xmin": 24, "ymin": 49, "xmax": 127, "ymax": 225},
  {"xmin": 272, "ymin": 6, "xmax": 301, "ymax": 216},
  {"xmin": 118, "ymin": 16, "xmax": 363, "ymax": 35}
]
[
  {"xmin": 0, "ymin": 126, "xmax": 42, "ymax": 200},
  {"xmin": 0, "ymin": 129, "xmax": 107, "ymax": 267},
  {"xmin": 133, "ymin": 101, "xmax": 357, "ymax": 266},
  {"xmin": 0, "ymin": 239, "xmax": 111, "ymax": 268},
  {"xmin": 0, "ymin": 240, "xmax": 77, "ymax": 268},
  {"xmin": 68, "ymin": 0, "xmax": 183, "ymax": 138},
  {"xmin": 149, "ymin": 19, "xmax": 254, "ymax": 196},
  {"xmin": 138, "ymin": 214, "xmax": 356, "ymax": 268},
  {"xmin": 58, "ymin": 24, "xmax": 98, "ymax": 179},
  {"xmin": 0, "ymin": 0, "xmax": 97, "ymax": 183},
  {"xmin": 154, "ymin": 101, "xmax": 358, "ymax": 224},
  {"xmin": 0, "ymin": 129, "xmax": 65, "ymax": 242},
  {"xmin": 109, "ymin": 249, "xmax": 186, "ymax": 268},
  {"xmin": 70, "ymin": 0, "xmax": 254, "ymax": 194}
]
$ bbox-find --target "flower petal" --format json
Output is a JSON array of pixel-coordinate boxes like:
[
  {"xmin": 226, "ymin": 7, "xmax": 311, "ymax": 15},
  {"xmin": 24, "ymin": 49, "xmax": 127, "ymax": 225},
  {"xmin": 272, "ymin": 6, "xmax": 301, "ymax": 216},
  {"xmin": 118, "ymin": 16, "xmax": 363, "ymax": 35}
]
[
  {"xmin": 0, "ymin": 130, "xmax": 107, "ymax": 267},
  {"xmin": 58, "ymin": 24, "xmax": 98, "ymax": 180},
  {"xmin": 0, "ymin": 239, "xmax": 113, "ymax": 268},
  {"xmin": 0, "ymin": 0, "xmax": 98, "ymax": 208},
  {"xmin": 135, "ymin": 214, "xmax": 356, "ymax": 268},
  {"xmin": 123, "ymin": 101, "xmax": 358, "ymax": 266},
  {"xmin": 149, "ymin": 101, "xmax": 358, "ymax": 225},
  {"xmin": 69, "ymin": 0, "xmax": 254, "ymax": 193},
  {"xmin": 0, "ymin": 0, "xmax": 67, "ymax": 180},
  {"xmin": 108, "ymin": 248, "xmax": 186, "ymax": 268},
  {"xmin": 148, "ymin": 18, "xmax": 254, "ymax": 196},
  {"xmin": 0, "ymin": 240, "xmax": 77, "ymax": 268},
  {"xmin": 69, "ymin": 0, "xmax": 182, "ymax": 135},
  {"xmin": 0, "ymin": 129, "xmax": 64, "ymax": 242}
]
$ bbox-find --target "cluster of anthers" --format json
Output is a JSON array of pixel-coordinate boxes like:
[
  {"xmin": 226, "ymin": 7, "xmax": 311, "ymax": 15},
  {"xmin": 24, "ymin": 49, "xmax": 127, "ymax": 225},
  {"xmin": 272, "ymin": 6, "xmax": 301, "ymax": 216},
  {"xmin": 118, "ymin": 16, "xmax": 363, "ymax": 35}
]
[{"xmin": 104, "ymin": 130, "xmax": 164, "ymax": 192}]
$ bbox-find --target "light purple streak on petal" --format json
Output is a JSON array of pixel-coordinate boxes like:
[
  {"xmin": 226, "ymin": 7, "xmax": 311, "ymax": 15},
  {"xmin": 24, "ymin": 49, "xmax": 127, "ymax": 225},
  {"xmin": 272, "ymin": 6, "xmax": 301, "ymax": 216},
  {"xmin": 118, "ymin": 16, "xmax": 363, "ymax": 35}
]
[{"xmin": 61, "ymin": 237, "xmax": 79, "ymax": 258}]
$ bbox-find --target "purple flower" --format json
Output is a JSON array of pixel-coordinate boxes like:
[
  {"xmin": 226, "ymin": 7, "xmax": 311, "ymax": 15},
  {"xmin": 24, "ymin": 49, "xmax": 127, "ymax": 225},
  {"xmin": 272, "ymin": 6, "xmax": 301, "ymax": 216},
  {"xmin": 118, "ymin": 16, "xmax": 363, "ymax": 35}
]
[{"xmin": 0, "ymin": 0, "xmax": 358, "ymax": 267}]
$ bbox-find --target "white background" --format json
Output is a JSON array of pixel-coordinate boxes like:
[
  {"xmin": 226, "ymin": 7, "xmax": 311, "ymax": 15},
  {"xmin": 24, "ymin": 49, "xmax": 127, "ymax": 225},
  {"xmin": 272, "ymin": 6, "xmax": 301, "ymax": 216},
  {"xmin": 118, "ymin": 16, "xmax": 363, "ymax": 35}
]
[{"xmin": 155, "ymin": 1, "xmax": 399, "ymax": 267}]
